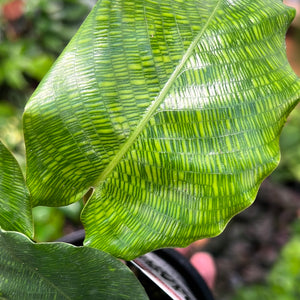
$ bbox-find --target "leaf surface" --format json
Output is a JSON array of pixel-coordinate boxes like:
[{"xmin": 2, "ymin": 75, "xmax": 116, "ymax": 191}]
[
  {"xmin": 0, "ymin": 141, "xmax": 32, "ymax": 236},
  {"xmin": 24, "ymin": 0, "xmax": 300, "ymax": 259},
  {"xmin": 0, "ymin": 230, "xmax": 148, "ymax": 299}
]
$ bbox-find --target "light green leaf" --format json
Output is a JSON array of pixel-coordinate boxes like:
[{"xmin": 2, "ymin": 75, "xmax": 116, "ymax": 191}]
[
  {"xmin": 23, "ymin": 0, "xmax": 300, "ymax": 259},
  {"xmin": 0, "ymin": 141, "xmax": 32, "ymax": 237},
  {"xmin": 0, "ymin": 229, "xmax": 148, "ymax": 300}
]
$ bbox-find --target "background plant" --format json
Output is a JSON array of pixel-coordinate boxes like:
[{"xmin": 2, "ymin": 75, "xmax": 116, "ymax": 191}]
[
  {"xmin": 0, "ymin": 0, "xmax": 92, "ymax": 241},
  {"xmin": 233, "ymin": 219, "xmax": 300, "ymax": 300}
]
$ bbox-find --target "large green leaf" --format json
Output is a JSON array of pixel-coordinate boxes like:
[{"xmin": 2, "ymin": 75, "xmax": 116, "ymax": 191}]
[
  {"xmin": 0, "ymin": 229, "xmax": 148, "ymax": 299},
  {"xmin": 23, "ymin": 0, "xmax": 300, "ymax": 259},
  {"xmin": 0, "ymin": 141, "xmax": 32, "ymax": 236}
]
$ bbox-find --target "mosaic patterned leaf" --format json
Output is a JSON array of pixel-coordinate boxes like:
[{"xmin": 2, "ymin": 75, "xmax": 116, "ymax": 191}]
[
  {"xmin": 0, "ymin": 230, "xmax": 148, "ymax": 299},
  {"xmin": 24, "ymin": 0, "xmax": 300, "ymax": 259},
  {"xmin": 0, "ymin": 141, "xmax": 32, "ymax": 236}
]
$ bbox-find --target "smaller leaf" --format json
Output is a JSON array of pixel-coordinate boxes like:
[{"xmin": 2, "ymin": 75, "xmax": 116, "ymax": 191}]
[
  {"xmin": 0, "ymin": 141, "xmax": 32, "ymax": 236},
  {"xmin": 0, "ymin": 230, "xmax": 148, "ymax": 300}
]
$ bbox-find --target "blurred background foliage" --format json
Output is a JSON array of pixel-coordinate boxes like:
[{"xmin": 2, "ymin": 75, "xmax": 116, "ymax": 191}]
[
  {"xmin": 0, "ymin": 0, "xmax": 300, "ymax": 298},
  {"xmin": 272, "ymin": 107, "xmax": 300, "ymax": 183},
  {"xmin": 233, "ymin": 219, "xmax": 300, "ymax": 300},
  {"xmin": 0, "ymin": 0, "xmax": 95, "ymax": 241},
  {"xmin": 0, "ymin": 0, "xmax": 95, "ymax": 101}
]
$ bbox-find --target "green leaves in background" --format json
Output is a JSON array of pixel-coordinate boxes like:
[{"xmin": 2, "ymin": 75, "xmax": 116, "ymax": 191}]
[
  {"xmin": 23, "ymin": 0, "xmax": 300, "ymax": 259},
  {"xmin": 0, "ymin": 103, "xmax": 25, "ymax": 170},
  {"xmin": 233, "ymin": 220, "xmax": 300, "ymax": 300},
  {"xmin": 0, "ymin": 40, "xmax": 54, "ymax": 90},
  {"xmin": 0, "ymin": 230, "xmax": 148, "ymax": 300},
  {"xmin": 32, "ymin": 206, "xmax": 65, "ymax": 242},
  {"xmin": 273, "ymin": 105, "xmax": 300, "ymax": 182},
  {"xmin": 0, "ymin": 141, "xmax": 32, "ymax": 236}
]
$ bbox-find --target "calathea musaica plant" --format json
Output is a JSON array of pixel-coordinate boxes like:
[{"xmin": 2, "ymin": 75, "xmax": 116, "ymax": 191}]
[{"xmin": 1, "ymin": 0, "xmax": 300, "ymax": 298}]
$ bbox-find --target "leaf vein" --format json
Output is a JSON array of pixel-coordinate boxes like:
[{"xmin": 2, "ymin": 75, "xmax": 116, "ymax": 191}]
[{"xmin": 94, "ymin": 0, "xmax": 223, "ymax": 186}]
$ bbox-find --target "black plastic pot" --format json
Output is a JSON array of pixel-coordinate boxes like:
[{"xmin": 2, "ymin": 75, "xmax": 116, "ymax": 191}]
[{"xmin": 57, "ymin": 230, "xmax": 214, "ymax": 300}]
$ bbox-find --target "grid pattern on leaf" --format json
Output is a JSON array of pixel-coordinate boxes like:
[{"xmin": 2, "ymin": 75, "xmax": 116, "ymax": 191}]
[{"xmin": 23, "ymin": 0, "xmax": 300, "ymax": 259}]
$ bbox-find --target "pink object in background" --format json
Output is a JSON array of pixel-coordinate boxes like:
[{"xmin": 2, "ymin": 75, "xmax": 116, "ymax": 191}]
[
  {"xmin": 1, "ymin": 0, "xmax": 24, "ymax": 21},
  {"xmin": 190, "ymin": 252, "xmax": 216, "ymax": 291},
  {"xmin": 176, "ymin": 239, "xmax": 216, "ymax": 291}
]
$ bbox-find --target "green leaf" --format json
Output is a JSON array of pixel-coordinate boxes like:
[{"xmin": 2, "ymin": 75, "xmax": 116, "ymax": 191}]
[
  {"xmin": 0, "ymin": 141, "xmax": 32, "ymax": 237},
  {"xmin": 32, "ymin": 206, "xmax": 65, "ymax": 242},
  {"xmin": 23, "ymin": 0, "xmax": 300, "ymax": 259},
  {"xmin": 0, "ymin": 229, "xmax": 148, "ymax": 300}
]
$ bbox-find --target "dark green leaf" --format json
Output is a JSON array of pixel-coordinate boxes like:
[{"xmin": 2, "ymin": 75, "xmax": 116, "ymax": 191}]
[
  {"xmin": 0, "ymin": 141, "xmax": 32, "ymax": 236},
  {"xmin": 0, "ymin": 230, "xmax": 148, "ymax": 300}
]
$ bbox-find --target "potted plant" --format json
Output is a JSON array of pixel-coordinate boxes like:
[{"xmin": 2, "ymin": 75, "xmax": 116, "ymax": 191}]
[{"xmin": 1, "ymin": 0, "xmax": 299, "ymax": 298}]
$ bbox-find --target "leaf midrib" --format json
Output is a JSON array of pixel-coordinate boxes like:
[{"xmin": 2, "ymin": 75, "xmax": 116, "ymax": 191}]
[{"xmin": 93, "ymin": 0, "xmax": 222, "ymax": 187}]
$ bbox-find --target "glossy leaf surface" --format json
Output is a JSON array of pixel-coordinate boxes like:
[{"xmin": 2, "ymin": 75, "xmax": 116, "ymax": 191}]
[
  {"xmin": 0, "ymin": 230, "xmax": 148, "ymax": 299},
  {"xmin": 24, "ymin": 0, "xmax": 300, "ymax": 259},
  {"xmin": 0, "ymin": 141, "xmax": 32, "ymax": 236}
]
